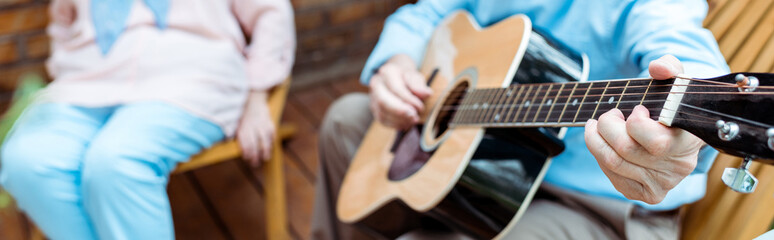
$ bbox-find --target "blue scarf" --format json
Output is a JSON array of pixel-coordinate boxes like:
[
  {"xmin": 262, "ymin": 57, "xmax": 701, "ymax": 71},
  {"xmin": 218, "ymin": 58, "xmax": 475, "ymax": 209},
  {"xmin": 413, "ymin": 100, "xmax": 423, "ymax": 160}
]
[{"xmin": 92, "ymin": 0, "xmax": 169, "ymax": 54}]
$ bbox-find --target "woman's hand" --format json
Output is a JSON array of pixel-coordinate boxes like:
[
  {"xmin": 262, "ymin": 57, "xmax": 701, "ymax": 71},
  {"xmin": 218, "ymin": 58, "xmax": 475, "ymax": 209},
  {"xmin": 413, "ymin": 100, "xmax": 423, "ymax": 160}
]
[{"xmin": 236, "ymin": 90, "xmax": 276, "ymax": 168}]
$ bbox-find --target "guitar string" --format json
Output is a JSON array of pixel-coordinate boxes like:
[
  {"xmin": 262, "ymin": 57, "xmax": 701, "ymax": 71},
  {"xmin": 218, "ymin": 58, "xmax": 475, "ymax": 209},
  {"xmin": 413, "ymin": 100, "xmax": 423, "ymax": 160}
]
[
  {"xmin": 680, "ymin": 76, "xmax": 774, "ymax": 89},
  {"xmin": 435, "ymin": 76, "xmax": 773, "ymax": 127},
  {"xmin": 443, "ymin": 86, "xmax": 774, "ymax": 99},
  {"xmin": 447, "ymin": 116, "xmax": 720, "ymax": 128},
  {"xmin": 439, "ymin": 89, "xmax": 774, "ymax": 113},
  {"xmin": 445, "ymin": 84, "xmax": 772, "ymax": 95},
  {"xmin": 449, "ymin": 110, "xmax": 738, "ymax": 129},
  {"xmin": 439, "ymin": 90, "xmax": 774, "ymax": 108},
  {"xmin": 442, "ymin": 83, "xmax": 774, "ymax": 105},
  {"xmin": 447, "ymin": 100, "xmax": 768, "ymax": 127},
  {"xmin": 677, "ymin": 103, "xmax": 774, "ymax": 128},
  {"xmin": 442, "ymin": 76, "xmax": 774, "ymax": 96},
  {"xmin": 449, "ymin": 102, "xmax": 774, "ymax": 130},
  {"xmin": 441, "ymin": 75, "xmax": 774, "ymax": 94},
  {"xmin": 446, "ymin": 76, "xmax": 774, "ymax": 91},
  {"xmin": 440, "ymin": 99, "xmax": 667, "ymax": 111},
  {"xmin": 446, "ymin": 98, "xmax": 704, "ymax": 121}
]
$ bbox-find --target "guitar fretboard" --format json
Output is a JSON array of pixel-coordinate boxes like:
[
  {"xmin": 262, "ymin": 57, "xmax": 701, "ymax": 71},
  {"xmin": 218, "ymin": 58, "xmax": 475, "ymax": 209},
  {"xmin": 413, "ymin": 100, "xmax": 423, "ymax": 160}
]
[{"xmin": 448, "ymin": 78, "xmax": 676, "ymax": 128}]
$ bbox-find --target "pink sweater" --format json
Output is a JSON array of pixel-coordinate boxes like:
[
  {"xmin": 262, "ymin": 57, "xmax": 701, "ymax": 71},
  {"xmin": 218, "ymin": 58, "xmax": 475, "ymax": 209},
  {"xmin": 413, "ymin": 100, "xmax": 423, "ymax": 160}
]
[{"xmin": 40, "ymin": 0, "xmax": 296, "ymax": 136}]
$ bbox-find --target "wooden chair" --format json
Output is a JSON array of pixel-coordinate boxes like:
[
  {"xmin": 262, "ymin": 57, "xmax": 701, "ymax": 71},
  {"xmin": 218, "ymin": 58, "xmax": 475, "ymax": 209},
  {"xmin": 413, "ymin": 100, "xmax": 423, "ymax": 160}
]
[
  {"xmin": 28, "ymin": 78, "xmax": 294, "ymax": 240},
  {"xmin": 682, "ymin": 0, "xmax": 774, "ymax": 239},
  {"xmin": 171, "ymin": 78, "xmax": 294, "ymax": 240}
]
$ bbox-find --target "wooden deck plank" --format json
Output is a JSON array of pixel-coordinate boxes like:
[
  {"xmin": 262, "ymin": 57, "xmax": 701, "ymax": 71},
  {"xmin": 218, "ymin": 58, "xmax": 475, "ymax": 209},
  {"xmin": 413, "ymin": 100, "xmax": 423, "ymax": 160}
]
[
  {"xmin": 191, "ymin": 160, "xmax": 268, "ymax": 240},
  {"xmin": 168, "ymin": 174, "xmax": 228, "ymax": 240},
  {"xmin": 290, "ymin": 85, "xmax": 337, "ymax": 127},
  {"xmin": 282, "ymin": 101, "xmax": 320, "ymax": 181},
  {"xmin": 283, "ymin": 149, "xmax": 317, "ymax": 240}
]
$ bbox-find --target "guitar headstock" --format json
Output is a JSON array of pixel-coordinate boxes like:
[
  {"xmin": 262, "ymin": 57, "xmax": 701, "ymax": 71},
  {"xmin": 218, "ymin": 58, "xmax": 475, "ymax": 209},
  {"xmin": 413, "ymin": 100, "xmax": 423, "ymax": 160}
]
[{"xmin": 668, "ymin": 72, "xmax": 774, "ymax": 165}]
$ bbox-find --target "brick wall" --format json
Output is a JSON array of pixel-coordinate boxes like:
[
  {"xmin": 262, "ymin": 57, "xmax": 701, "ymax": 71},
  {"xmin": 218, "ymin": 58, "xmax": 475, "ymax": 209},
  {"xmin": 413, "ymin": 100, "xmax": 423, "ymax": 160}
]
[
  {"xmin": 0, "ymin": 0, "xmax": 49, "ymax": 97},
  {"xmin": 291, "ymin": 0, "xmax": 415, "ymax": 89},
  {"xmin": 0, "ymin": 0, "xmax": 415, "ymax": 96}
]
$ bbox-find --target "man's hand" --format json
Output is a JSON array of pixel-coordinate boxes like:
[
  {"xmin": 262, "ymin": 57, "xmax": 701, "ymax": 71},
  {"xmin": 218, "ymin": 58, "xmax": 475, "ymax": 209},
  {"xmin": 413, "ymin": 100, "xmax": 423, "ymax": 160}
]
[
  {"xmin": 369, "ymin": 54, "xmax": 433, "ymax": 130},
  {"xmin": 237, "ymin": 90, "xmax": 275, "ymax": 168},
  {"xmin": 584, "ymin": 55, "xmax": 705, "ymax": 204}
]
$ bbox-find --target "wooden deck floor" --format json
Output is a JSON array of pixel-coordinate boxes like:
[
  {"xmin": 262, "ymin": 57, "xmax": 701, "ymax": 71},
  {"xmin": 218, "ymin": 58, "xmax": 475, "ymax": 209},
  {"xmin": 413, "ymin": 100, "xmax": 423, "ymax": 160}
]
[
  {"xmin": 0, "ymin": 77, "xmax": 368, "ymax": 240},
  {"xmin": 170, "ymin": 77, "xmax": 368, "ymax": 240}
]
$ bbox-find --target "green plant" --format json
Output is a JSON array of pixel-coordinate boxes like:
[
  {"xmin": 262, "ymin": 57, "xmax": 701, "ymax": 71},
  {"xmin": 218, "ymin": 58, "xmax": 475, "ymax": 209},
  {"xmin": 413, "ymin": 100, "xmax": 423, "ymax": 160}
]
[{"xmin": 0, "ymin": 74, "xmax": 46, "ymax": 210}]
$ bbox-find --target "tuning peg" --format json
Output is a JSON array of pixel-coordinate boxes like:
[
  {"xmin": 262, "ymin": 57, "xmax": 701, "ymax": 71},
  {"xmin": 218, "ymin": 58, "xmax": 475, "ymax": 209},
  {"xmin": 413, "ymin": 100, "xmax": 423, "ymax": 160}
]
[
  {"xmin": 722, "ymin": 156, "xmax": 758, "ymax": 193},
  {"xmin": 716, "ymin": 120, "xmax": 739, "ymax": 141},
  {"xmin": 767, "ymin": 128, "xmax": 774, "ymax": 151},
  {"xmin": 735, "ymin": 74, "xmax": 759, "ymax": 92}
]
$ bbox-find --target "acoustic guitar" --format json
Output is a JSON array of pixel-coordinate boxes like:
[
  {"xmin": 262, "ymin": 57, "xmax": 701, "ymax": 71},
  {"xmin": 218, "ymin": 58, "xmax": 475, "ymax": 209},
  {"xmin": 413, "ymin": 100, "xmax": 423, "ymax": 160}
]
[{"xmin": 337, "ymin": 11, "xmax": 774, "ymax": 239}]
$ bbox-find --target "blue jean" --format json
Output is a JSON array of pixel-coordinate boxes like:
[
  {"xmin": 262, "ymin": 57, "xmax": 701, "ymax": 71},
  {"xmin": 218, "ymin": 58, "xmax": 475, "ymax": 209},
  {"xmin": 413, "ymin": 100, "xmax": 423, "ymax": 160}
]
[{"xmin": 0, "ymin": 102, "xmax": 224, "ymax": 240}]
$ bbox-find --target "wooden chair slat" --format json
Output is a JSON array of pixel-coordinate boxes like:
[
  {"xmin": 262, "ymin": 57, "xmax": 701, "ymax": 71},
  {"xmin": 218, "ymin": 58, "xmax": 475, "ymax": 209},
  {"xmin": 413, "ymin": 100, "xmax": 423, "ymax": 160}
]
[
  {"xmin": 700, "ymin": 158, "xmax": 758, "ymax": 240},
  {"xmin": 718, "ymin": 0, "xmax": 774, "ymax": 62},
  {"xmin": 750, "ymin": 31, "xmax": 774, "ymax": 72},
  {"xmin": 722, "ymin": 164, "xmax": 774, "ymax": 240},
  {"xmin": 728, "ymin": 6, "xmax": 774, "ymax": 71},
  {"xmin": 681, "ymin": 154, "xmax": 733, "ymax": 240},
  {"xmin": 683, "ymin": 153, "xmax": 774, "ymax": 240},
  {"xmin": 707, "ymin": 0, "xmax": 751, "ymax": 41},
  {"xmin": 711, "ymin": 161, "xmax": 763, "ymax": 240},
  {"xmin": 172, "ymin": 78, "xmax": 293, "ymax": 240},
  {"xmin": 705, "ymin": 0, "xmax": 730, "ymax": 25}
]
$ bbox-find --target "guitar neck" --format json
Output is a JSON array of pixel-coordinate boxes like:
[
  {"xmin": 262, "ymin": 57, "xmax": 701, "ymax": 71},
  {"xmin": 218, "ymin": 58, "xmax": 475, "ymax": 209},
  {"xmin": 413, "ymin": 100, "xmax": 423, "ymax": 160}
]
[{"xmin": 449, "ymin": 78, "xmax": 676, "ymax": 128}]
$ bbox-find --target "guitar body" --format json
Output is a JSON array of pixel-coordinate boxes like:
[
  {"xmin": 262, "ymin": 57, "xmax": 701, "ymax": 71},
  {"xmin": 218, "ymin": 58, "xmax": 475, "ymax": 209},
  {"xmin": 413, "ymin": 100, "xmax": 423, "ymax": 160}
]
[{"xmin": 337, "ymin": 12, "xmax": 588, "ymax": 239}]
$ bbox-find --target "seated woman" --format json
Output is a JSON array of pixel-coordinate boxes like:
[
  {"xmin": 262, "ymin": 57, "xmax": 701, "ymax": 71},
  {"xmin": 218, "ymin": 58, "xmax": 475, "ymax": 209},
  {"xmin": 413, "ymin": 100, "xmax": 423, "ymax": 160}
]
[{"xmin": 0, "ymin": 0, "xmax": 294, "ymax": 239}]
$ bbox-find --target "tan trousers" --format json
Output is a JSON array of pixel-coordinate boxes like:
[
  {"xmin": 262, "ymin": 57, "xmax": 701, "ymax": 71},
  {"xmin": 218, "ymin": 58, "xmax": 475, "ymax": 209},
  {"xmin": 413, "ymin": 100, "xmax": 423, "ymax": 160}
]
[{"xmin": 310, "ymin": 93, "xmax": 682, "ymax": 240}]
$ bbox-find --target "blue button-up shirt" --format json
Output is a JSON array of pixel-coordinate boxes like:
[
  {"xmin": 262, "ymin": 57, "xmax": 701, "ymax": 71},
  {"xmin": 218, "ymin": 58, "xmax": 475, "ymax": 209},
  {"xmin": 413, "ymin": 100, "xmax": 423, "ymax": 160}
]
[{"xmin": 361, "ymin": 0, "xmax": 730, "ymax": 210}]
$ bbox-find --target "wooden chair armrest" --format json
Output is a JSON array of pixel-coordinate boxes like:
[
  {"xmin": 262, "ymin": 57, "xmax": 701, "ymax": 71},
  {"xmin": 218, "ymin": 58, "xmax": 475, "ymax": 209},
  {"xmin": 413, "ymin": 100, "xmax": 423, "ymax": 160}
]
[{"xmin": 173, "ymin": 78, "xmax": 292, "ymax": 174}]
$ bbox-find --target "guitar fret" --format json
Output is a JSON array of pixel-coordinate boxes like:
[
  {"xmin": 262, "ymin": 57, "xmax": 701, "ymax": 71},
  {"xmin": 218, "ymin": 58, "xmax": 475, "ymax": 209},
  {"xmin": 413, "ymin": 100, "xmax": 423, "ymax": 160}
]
[
  {"xmin": 467, "ymin": 89, "xmax": 483, "ymax": 124},
  {"xmin": 617, "ymin": 79, "xmax": 652, "ymax": 117},
  {"xmin": 513, "ymin": 86, "xmax": 533, "ymax": 121},
  {"xmin": 457, "ymin": 78, "xmax": 680, "ymax": 128},
  {"xmin": 522, "ymin": 85, "xmax": 543, "ymax": 123},
  {"xmin": 475, "ymin": 89, "xmax": 493, "ymax": 124},
  {"xmin": 483, "ymin": 88, "xmax": 497, "ymax": 123},
  {"xmin": 495, "ymin": 88, "xmax": 509, "ymax": 122},
  {"xmin": 615, "ymin": 80, "xmax": 631, "ymax": 109},
  {"xmin": 557, "ymin": 82, "xmax": 578, "ymax": 123},
  {"xmin": 492, "ymin": 89, "xmax": 505, "ymax": 122},
  {"xmin": 457, "ymin": 89, "xmax": 476, "ymax": 124},
  {"xmin": 572, "ymin": 82, "xmax": 594, "ymax": 123},
  {"xmin": 505, "ymin": 86, "xmax": 525, "ymax": 123},
  {"xmin": 590, "ymin": 81, "xmax": 611, "ymax": 119},
  {"xmin": 494, "ymin": 86, "xmax": 516, "ymax": 122},
  {"xmin": 479, "ymin": 89, "xmax": 493, "ymax": 123},
  {"xmin": 544, "ymin": 83, "xmax": 565, "ymax": 122},
  {"xmin": 639, "ymin": 79, "xmax": 653, "ymax": 105},
  {"xmin": 532, "ymin": 84, "xmax": 553, "ymax": 122},
  {"xmin": 480, "ymin": 89, "xmax": 494, "ymax": 123}
]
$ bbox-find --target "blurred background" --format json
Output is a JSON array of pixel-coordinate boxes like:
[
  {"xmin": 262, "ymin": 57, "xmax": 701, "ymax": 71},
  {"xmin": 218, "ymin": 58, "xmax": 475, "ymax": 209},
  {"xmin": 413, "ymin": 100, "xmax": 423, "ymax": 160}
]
[
  {"xmin": 0, "ymin": 0, "xmax": 415, "ymax": 239},
  {"xmin": 1, "ymin": 0, "xmax": 774, "ymax": 239}
]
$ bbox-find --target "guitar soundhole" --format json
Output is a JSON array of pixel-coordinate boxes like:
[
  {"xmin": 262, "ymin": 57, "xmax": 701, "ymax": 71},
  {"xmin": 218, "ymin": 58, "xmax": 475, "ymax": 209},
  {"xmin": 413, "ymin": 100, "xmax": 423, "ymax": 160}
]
[
  {"xmin": 431, "ymin": 81, "xmax": 469, "ymax": 138},
  {"xmin": 388, "ymin": 81, "xmax": 469, "ymax": 181}
]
